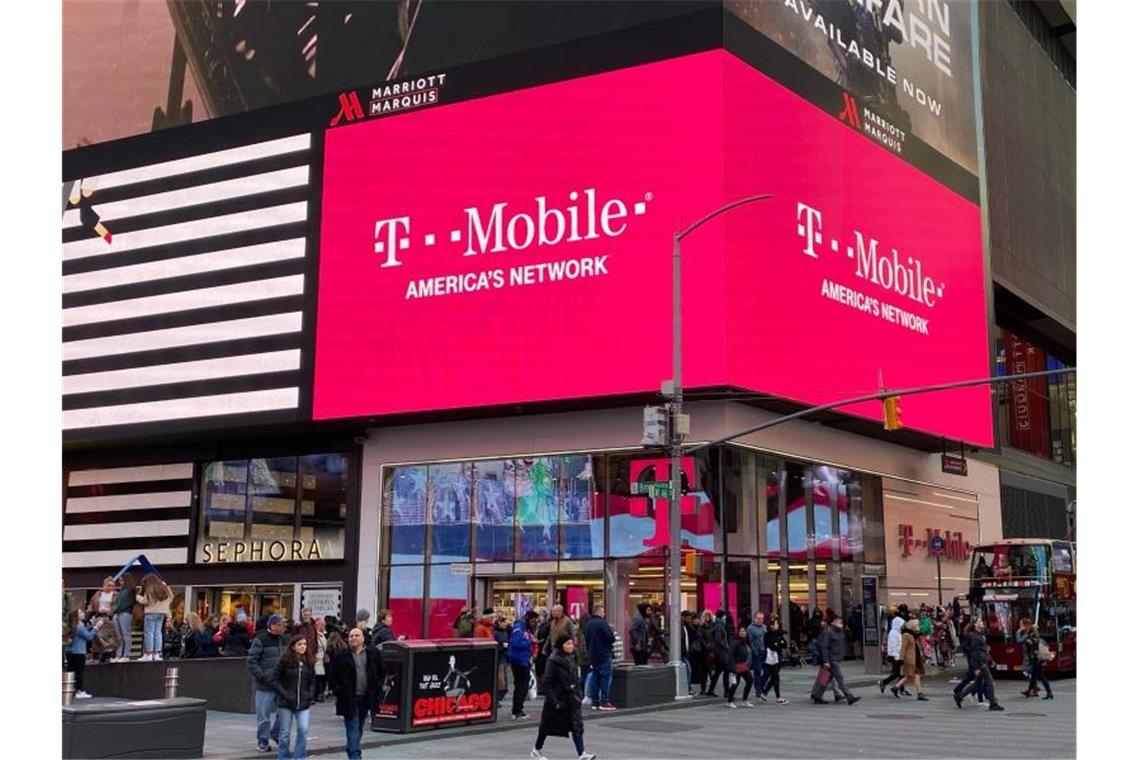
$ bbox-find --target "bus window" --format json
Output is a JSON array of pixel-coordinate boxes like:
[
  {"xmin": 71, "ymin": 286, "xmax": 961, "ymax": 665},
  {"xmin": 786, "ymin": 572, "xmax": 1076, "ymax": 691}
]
[
  {"xmin": 984, "ymin": 597, "xmax": 1038, "ymax": 641},
  {"xmin": 972, "ymin": 551, "xmax": 995, "ymax": 582},
  {"xmin": 1053, "ymin": 546, "xmax": 1073, "ymax": 573},
  {"xmin": 1008, "ymin": 545, "xmax": 1047, "ymax": 581}
]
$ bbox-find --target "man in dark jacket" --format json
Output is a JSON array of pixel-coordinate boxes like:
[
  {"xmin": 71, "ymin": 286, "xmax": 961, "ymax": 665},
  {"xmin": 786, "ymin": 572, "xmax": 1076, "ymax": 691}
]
[
  {"xmin": 810, "ymin": 614, "xmax": 860, "ymax": 705},
  {"xmin": 328, "ymin": 627, "xmax": 382, "ymax": 759},
  {"xmin": 247, "ymin": 614, "xmax": 287, "ymax": 752},
  {"xmin": 628, "ymin": 603, "xmax": 651, "ymax": 665},
  {"xmin": 371, "ymin": 608, "xmax": 402, "ymax": 647},
  {"xmin": 582, "ymin": 605, "xmax": 617, "ymax": 711},
  {"xmin": 954, "ymin": 620, "xmax": 1004, "ymax": 711},
  {"xmin": 707, "ymin": 610, "xmax": 732, "ymax": 698}
]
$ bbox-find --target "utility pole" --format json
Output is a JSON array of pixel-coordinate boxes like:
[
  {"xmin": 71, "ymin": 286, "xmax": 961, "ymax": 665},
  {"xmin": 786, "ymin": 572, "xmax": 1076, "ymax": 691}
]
[{"xmin": 668, "ymin": 194, "xmax": 772, "ymax": 700}]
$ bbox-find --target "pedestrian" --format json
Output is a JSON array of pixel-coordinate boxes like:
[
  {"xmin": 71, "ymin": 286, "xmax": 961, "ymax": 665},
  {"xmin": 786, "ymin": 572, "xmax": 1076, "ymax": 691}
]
[
  {"xmin": 892, "ymin": 619, "xmax": 926, "ymax": 701},
  {"xmin": 530, "ymin": 633, "xmax": 596, "ymax": 760},
  {"xmin": 575, "ymin": 613, "xmax": 592, "ymax": 696},
  {"xmin": 804, "ymin": 608, "xmax": 825, "ymax": 645},
  {"xmin": 181, "ymin": 612, "xmax": 203, "ymax": 659},
  {"xmin": 162, "ymin": 616, "xmax": 183, "ymax": 659},
  {"xmin": 111, "ymin": 573, "xmax": 136, "ymax": 662},
  {"xmin": 248, "ymin": 613, "xmax": 288, "ymax": 753},
  {"xmin": 583, "ymin": 604, "xmax": 617, "ymax": 711},
  {"xmin": 494, "ymin": 614, "xmax": 512, "ymax": 706},
  {"xmin": 88, "ymin": 576, "xmax": 117, "ymax": 617},
  {"xmin": 453, "ymin": 605, "xmax": 476, "ymax": 638},
  {"xmin": 706, "ymin": 610, "xmax": 732, "ymax": 699},
  {"xmin": 293, "ymin": 608, "xmax": 318, "ymax": 655},
  {"xmin": 879, "ymin": 616, "xmax": 904, "ymax": 695},
  {"xmin": 313, "ymin": 618, "xmax": 328, "ymax": 702},
  {"xmin": 354, "ymin": 610, "xmax": 372, "ymax": 647},
  {"xmin": 1022, "ymin": 622, "xmax": 1054, "ymax": 699},
  {"xmin": 679, "ymin": 610, "xmax": 695, "ymax": 692},
  {"xmin": 953, "ymin": 620, "xmax": 1004, "ymax": 711},
  {"xmin": 628, "ymin": 603, "xmax": 651, "ymax": 665},
  {"xmin": 219, "ymin": 613, "xmax": 254, "ymax": 656},
  {"xmin": 695, "ymin": 610, "xmax": 715, "ymax": 695},
  {"xmin": 535, "ymin": 608, "xmax": 553, "ymax": 685},
  {"xmin": 544, "ymin": 605, "xmax": 577, "ymax": 658},
  {"xmin": 811, "ymin": 613, "xmax": 860, "ymax": 705},
  {"xmin": 371, "ymin": 609, "xmax": 405, "ymax": 646},
  {"xmin": 725, "ymin": 626, "xmax": 755, "ymax": 708},
  {"xmin": 196, "ymin": 614, "xmax": 221, "ymax": 658},
  {"xmin": 135, "ymin": 573, "xmax": 172, "ymax": 661},
  {"xmin": 758, "ymin": 617, "xmax": 788, "ymax": 704},
  {"xmin": 328, "ymin": 627, "xmax": 381, "ymax": 760},
  {"xmin": 474, "ymin": 608, "xmax": 496, "ymax": 639},
  {"xmin": 65, "ymin": 609, "xmax": 100, "ymax": 699},
  {"xmin": 509, "ymin": 610, "xmax": 539, "ymax": 720},
  {"xmin": 746, "ymin": 613, "xmax": 767, "ymax": 698},
  {"xmin": 846, "ymin": 605, "xmax": 863, "ymax": 658},
  {"xmin": 273, "ymin": 634, "xmax": 316, "ymax": 760}
]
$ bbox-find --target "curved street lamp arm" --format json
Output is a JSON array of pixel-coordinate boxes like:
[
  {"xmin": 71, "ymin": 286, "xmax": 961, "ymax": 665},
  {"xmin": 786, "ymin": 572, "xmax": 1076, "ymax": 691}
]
[{"xmin": 675, "ymin": 193, "xmax": 774, "ymax": 241}]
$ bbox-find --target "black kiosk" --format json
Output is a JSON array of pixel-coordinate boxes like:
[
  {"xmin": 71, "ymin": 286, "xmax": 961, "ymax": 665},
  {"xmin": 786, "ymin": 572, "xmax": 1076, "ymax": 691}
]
[{"xmin": 372, "ymin": 638, "xmax": 499, "ymax": 733}]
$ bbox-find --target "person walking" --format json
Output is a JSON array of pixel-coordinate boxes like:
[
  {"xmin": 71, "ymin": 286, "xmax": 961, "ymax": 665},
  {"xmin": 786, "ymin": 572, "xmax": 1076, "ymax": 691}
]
[
  {"xmin": 272, "ymin": 634, "xmax": 316, "ymax": 760},
  {"xmin": 879, "ymin": 616, "xmax": 905, "ymax": 695},
  {"xmin": 137, "ymin": 573, "xmax": 172, "ymax": 661},
  {"xmin": 746, "ymin": 613, "xmax": 767, "ymax": 700},
  {"xmin": 509, "ymin": 610, "xmax": 539, "ymax": 720},
  {"xmin": 725, "ymin": 626, "xmax": 755, "ymax": 708},
  {"xmin": 627, "ymin": 603, "xmax": 651, "ymax": 666},
  {"xmin": 494, "ymin": 614, "xmax": 512, "ymax": 706},
  {"xmin": 583, "ymin": 605, "xmax": 617, "ymax": 711},
  {"xmin": 954, "ymin": 620, "xmax": 1004, "ymax": 711},
  {"xmin": 892, "ymin": 619, "xmax": 927, "ymax": 701},
  {"xmin": 248, "ymin": 614, "xmax": 287, "ymax": 753},
  {"xmin": 111, "ymin": 573, "xmax": 136, "ymax": 662},
  {"xmin": 65, "ymin": 610, "xmax": 100, "ymax": 698},
  {"xmin": 695, "ymin": 610, "xmax": 715, "ymax": 695},
  {"xmin": 530, "ymin": 633, "xmax": 595, "ymax": 760},
  {"xmin": 1022, "ymin": 623, "xmax": 1054, "ymax": 699},
  {"xmin": 812, "ymin": 614, "xmax": 860, "ymax": 705},
  {"xmin": 706, "ymin": 610, "xmax": 732, "ymax": 699},
  {"xmin": 679, "ymin": 610, "xmax": 695, "ymax": 693},
  {"xmin": 758, "ymin": 618, "xmax": 788, "ymax": 704},
  {"xmin": 328, "ymin": 628, "xmax": 381, "ymax": 760}
]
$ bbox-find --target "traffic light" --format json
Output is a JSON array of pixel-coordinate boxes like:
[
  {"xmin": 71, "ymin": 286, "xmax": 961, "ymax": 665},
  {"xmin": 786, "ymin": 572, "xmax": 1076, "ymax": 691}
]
[{"xmin": 883, "ymin": 395, "xmax": 903, "ymax": 431}]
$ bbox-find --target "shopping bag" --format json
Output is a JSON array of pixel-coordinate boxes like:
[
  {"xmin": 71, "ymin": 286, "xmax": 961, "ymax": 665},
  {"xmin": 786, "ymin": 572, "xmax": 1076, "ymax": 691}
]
[
  {"xmin": 765, "ymin": 648, "xmax": 779, "ymax": 666},
  {"xmin": 528, "ymin": 667, "xmax": 538, "ymax": 701},
  {"xmin": 815, "ymin": 666, "xmax": 832, "ymax": 688}
]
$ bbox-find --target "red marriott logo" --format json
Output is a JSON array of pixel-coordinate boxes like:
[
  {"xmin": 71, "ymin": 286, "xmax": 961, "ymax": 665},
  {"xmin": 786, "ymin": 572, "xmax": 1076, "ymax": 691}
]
[
  {"xmin": 837, "ymin": 92, "xmax": 861, "ymax": 129},
  {"xmin": 330, "ymin": 91, "xmax": 364, "ymax": 126}
]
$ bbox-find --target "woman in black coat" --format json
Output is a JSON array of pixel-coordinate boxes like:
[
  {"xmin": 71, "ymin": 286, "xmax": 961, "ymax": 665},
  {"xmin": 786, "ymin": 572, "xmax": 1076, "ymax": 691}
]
[
  {"xmin": 532, "ymin": 634, "xmax": 595, "ymax": 760},
  {"xmin": 759, "ymin": 619, "xmax": 789, "ymax": 704},
  {"xmin": 272, "ymin": 634, "xmax": 317, "ymax": 759}
]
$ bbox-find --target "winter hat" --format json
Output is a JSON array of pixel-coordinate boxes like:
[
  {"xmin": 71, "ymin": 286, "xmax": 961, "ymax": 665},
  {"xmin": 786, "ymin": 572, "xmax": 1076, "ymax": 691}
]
[
  {"xmin": 555, "ymin": 633, "xmax": 575, "ymax": 652},
  {"xmin": 267, "ymin": 613, "xmax": 285, "ymax": 626}
]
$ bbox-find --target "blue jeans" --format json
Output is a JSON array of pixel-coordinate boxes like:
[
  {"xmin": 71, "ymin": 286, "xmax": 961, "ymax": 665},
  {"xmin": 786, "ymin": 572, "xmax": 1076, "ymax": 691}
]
[
  {"xmin": 276, "ymin": 707, "xmax": 309, "ymax": 759},
  {"xmin": 143, "ymin": 613, "xmax": 164, "ymax": 654},
  {"xmin": 255, "ymin": 689, "xmax": 280, "ymax": 747},
  {"xmin": 113, "ymin": 612, "xmax": 133, "ymax": 658},
  {"xmin": 587, "ymin": 658, "xmax": 612, "ymax": 705},
  {"xmin": 343, "ymin": 696, "xmax": 370, "ymax": 759}
]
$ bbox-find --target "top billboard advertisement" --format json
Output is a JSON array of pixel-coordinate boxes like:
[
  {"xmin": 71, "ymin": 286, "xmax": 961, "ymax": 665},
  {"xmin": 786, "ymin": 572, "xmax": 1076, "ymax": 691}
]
[
  {"xmin": 314, "ymin": 49, "xmax": 992, "ymax": 445},
  {"xmin": 726, "ymin": 0, "xmax": 978, "ymax": 176}
]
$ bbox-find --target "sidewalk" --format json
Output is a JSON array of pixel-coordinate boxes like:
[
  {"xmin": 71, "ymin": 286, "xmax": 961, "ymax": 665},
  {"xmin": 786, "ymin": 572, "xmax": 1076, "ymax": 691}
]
[{"xmin": 204, "ymin": 666, "xmax": 895, "ymax": 759}]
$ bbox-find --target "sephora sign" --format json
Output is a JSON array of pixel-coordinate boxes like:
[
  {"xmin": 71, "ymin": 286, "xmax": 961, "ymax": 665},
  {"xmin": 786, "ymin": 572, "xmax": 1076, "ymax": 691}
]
[{"xmin": 315, "ymin": 49, "xmax": 992, "ymax": 445}]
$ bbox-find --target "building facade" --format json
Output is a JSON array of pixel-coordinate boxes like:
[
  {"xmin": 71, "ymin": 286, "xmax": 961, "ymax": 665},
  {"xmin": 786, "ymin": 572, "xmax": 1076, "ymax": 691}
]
[{"xmin": 61, "ymin": 1, "xmax": 1074, "ymax": 660}]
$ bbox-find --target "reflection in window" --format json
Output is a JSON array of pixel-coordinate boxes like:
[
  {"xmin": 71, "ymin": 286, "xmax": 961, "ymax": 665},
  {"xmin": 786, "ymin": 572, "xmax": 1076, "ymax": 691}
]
[
  {"xmin": 203, "ymin": 461, "xmax": 248, "ymax": 540},
  {"xmin": 764, "ymin": 459, "xmax": 780, "ymax": 554},
  {"xmin": 474, "ymin": 460, "xmax": 514, "ymax": 561},
  {"xmin": 608, "ymin": 455, "xmax": 660, "ymax": 557},
  {"xmin": 300, "ymin": 455, "xmax": 348, "ymax": 560},
  {"xmin": 385, "ymin": 466, "xmax": 427, "ymax": 564},
  {"xmin": 812, "ymin": 466, "xmax": 833, "ymax": 559},
  {"xmin": 516, "ymin": 458, "xmax": 559, "ymax": 560},
  {"xmin": 560, "ymin": 455, "xmax": 604, "ymax": 559},
  {"xmin": 785, "ymin": 463, "xmax": 807, "ymax": 559},
  {"xmin": 388, "ymin": 565, "xmax": 424, "ymax": 639},
  {"xmin": 429, "ymin": 463, "xmax": 472, "ymax": 563},
  {"xmin": 428, "ymin": 564, "xmax": 469, "ymax": 638}
]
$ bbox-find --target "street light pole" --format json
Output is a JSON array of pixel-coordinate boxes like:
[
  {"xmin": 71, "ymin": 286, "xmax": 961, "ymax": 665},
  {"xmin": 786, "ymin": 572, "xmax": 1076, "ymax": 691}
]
[{"xmin": 668, "ymin": 194, "xmax": 772, "ymax": 700}]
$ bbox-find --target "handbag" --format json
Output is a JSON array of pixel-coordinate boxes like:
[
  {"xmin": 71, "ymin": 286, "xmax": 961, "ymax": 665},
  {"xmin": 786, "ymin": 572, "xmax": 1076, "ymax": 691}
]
[
  {"xmin": 1037, "ymin": 641, "xmax": 1055, "ymax": 662},
  {"xmin": 765, "ymin": 648, "xmax": 779, "ymax": 666},
  {"xmin": 815, "ymin": 666, "xmax": 832, "ymax": 687},
  {"xmin": 735, "ymin": 661, "xmax": 750, "ymax": 674}
]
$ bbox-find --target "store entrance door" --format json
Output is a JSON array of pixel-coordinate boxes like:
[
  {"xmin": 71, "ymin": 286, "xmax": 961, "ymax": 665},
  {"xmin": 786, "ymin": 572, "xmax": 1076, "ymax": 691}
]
[{"xmin": 479, "ymin": 576, "xmax": 603, "ymax": 623}]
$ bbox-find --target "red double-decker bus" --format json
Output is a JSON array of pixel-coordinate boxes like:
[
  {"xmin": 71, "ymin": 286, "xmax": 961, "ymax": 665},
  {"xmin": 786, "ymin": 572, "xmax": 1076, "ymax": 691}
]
[{"xmin": 968, "ymin": 539, "xmax": 1076, "ymax": 675}]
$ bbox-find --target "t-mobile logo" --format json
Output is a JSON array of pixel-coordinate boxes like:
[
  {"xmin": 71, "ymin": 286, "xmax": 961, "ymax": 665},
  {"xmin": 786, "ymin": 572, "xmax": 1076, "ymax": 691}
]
[{"xmin": 371, "ymin": 187, "xmax": 654, "ymax": 268}]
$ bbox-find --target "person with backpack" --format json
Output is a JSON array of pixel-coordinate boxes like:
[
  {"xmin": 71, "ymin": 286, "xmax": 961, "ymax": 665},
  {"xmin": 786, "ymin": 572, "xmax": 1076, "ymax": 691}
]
[{"xmin": 1022, "ymin": 623, "xmax": 1054, "ymax": 699}]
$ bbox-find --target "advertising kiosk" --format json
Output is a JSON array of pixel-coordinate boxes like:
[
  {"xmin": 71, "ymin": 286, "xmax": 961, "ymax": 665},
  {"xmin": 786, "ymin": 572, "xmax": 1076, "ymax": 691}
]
[{"xmin": 372, "ymin": 639, "xmax": 499, "ymax": 733}]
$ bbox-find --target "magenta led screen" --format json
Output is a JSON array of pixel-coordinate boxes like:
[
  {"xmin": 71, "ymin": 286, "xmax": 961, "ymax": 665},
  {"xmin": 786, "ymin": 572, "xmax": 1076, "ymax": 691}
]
[{"xmin": 314, "ymin": 50, "xmax": 992, "ymax": 445}]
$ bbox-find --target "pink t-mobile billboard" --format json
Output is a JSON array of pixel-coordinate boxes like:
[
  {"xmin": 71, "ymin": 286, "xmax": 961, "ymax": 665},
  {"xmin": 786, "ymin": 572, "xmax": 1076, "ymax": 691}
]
[{"xmin": 314, "ymin": 49, "xmax": 992, "ymax": 445}]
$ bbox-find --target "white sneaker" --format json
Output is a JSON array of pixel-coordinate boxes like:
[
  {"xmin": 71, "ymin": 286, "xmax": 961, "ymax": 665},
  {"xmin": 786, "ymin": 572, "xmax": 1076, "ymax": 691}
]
[
  {"xmin": 530, "ymin": 750, "xmax": 548, "ymax": 760},
  {"xmin": 742, "ymin": 701, "xmax": 755, "ymax": 708},
  {"xmin": 75, "ymin": 691, "xmax": 92, "ymax": 699},
  {"xmin": 726, "ymin": 702, "xmax": 738, "ymax": 709},
  {"xmin": 581, "ymin": 697, "xmax": 592, "ymax": 708},
  {"xmin": 578, "ymin": 754, "xmax": 597, "ymax": 760}
]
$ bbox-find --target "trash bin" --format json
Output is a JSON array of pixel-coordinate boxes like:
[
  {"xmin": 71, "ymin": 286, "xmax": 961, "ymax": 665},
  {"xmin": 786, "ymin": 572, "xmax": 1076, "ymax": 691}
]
[
  {"xmin": 372, "ymin": 638, "xmax": 498, "ymax": 733},
  {"xmin": 62, "ymin": 697, "xmax": 207, "ymax": 759}
]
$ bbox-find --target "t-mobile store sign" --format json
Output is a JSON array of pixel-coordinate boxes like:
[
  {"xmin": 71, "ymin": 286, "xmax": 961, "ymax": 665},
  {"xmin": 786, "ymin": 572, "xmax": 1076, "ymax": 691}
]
[{"xmin": 315, "ymin": 49, "xmax": 991, "ymax": 445}]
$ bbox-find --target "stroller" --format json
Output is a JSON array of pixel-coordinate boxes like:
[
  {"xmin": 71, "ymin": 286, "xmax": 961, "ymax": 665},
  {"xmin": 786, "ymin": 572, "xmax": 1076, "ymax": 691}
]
[{"xmin": 784, "ymin": 638, "xmax": 807, "ymax": 669}]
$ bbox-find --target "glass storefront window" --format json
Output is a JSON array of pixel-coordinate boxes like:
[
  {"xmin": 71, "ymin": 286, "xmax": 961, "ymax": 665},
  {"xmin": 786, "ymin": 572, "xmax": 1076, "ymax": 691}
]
[
  {"xmin": 384, "ymin": 466, "xmax": 427, "ymax": 564},
  {"xmin": 199, "ymin": 453, "xmax": 348, "ymax": 562},
  {"xmin": 785, "ymin": 463, "xmax": 807, "ymax": 559},
  {"xmin": 608, "ymin": 455, "xmax": 661, "ymax": 558},
  {"xmin": 763, "ymin": 457, "xmax": 780, "ymax": 554},
  {"xmin": 388, "ymin": 565, "xmax": 425, "ymax": 639},
  {"xmin": 515, "ymin": 458, "xmax": 559, "ymax": 560},
  {"xmin": 811, "ymin": 465, "xmax": 834, "ymax": 559},
  {"xmin": 560, "ymin": 455, "xmax": 604, "ymax": 559},
  {"xmin": 428, "ymin": 564, "xmax": 470, "ymax": 638},
  {"xmin": 429, "ymin": 463, "xmax": 472, "ymax": 563},
  {"xmin": 474, "ymin": 460, "xmax": 514, "ymax": 561},
  {"xmin": 723, "ymin": 450, "xmax": 758, "ymax": 557}
]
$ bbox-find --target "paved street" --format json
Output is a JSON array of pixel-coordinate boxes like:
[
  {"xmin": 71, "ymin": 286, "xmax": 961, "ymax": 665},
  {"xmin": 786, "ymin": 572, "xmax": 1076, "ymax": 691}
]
[{"xmin": 203, "ymin": 669, "xmax": 1074, "ymax": 759}]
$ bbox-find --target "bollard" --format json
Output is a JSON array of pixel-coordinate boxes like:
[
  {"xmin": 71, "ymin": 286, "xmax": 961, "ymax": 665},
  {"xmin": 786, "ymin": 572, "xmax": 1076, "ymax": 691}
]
[
  {"xmin": 63, "ymin": 671, "xmax": 76, "ymax": 705},
  {"xmin": 163, "ymin": 666, "xmax": 180, "ymax": 699}
]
